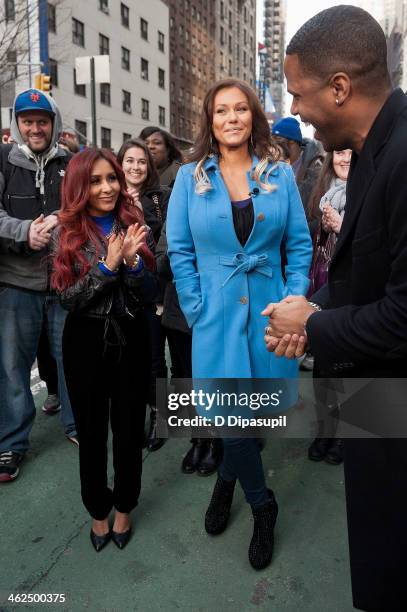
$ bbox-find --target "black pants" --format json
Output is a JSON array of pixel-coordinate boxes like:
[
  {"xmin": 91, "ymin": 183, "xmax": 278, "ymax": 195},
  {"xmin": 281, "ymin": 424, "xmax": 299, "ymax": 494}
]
[
  {"xmin": 37, "ymin": 322, "xmax": 58, "ymax": 394},
  {"xmin": 63, "ymin": 312, "xmax": 150, "ymax": 520},
  {"xmin": 147, "ymin": 312, "xmax": 190, "ymax": 404},
  {"xmin": 344, "ymin": 438, "xmax": 407, "ymax": 611},
  {"xmin": 166, "ymin": 328, "xmax": 192, "ymax": 378}
]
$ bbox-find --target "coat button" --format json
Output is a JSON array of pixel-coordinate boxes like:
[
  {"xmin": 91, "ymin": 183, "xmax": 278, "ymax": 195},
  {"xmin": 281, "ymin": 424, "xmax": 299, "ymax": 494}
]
[
  {"xmin": 239, "ymin": 296, "xmax": 248, "ymax": 304},
  {"xmin": 257, "ymin": 212, "xmax": 265, "ymax": 221}
]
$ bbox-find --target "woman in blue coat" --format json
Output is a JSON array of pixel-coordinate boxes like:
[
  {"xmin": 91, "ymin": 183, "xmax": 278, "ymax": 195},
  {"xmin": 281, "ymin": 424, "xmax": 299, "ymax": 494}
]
[{"xmin": 167, "ymin": 79, "xmax": 312, "ymax": 570}]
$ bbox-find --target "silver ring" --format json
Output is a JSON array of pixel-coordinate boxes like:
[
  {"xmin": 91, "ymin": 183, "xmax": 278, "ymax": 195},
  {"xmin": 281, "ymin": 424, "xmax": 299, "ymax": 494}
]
[{"xmin": 265, "ymin": 326, "xmax": 273, "ymax": 336}]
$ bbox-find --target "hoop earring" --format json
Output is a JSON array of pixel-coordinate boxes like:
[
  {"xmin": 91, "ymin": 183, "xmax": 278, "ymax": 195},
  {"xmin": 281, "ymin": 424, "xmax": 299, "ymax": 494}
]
[{"xmin": 335, "ymin": 98, "xmax": 340, "ymax": 106}]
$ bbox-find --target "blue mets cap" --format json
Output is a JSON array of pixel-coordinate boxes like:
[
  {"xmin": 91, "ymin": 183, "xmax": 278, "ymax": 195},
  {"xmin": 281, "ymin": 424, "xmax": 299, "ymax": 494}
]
[{"xmin": 15, "ymin": 89, "xmax": 54, "ymax": 116}]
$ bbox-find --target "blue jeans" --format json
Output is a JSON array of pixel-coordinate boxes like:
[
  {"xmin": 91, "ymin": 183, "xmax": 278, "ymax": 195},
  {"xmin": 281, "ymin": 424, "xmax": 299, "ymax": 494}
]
[{"xmin": 0, "ymin": 286, "xmax": 76, "ymax": 453}]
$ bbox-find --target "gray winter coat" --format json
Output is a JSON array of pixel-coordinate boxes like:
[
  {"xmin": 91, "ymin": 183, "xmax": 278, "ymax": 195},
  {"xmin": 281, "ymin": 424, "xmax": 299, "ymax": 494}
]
[{"xmin": 0, "ymin": 91, "xmax": 69, "ymax": 291}]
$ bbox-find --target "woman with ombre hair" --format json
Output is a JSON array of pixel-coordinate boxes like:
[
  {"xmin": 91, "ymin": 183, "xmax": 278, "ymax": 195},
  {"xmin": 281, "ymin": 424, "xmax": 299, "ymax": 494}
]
[
  {"xmin": 167, "ymin": 79, "xmax": 312, "ymax": 569},
  {"xmin": 51, "ymin": 148, "xmax": 156, "ymax": 552}
]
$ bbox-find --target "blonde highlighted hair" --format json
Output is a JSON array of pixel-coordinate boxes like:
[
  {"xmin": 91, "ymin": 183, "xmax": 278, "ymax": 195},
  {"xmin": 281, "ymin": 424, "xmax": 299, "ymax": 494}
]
[{"xmin": 186, "ymin": 79, "xmax": 281, "ymax": 194}]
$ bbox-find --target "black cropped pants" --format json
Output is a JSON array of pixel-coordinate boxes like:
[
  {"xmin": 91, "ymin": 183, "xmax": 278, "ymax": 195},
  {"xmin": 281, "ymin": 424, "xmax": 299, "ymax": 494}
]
[{"xmin": 63, "ymin": 311, "xmax": 150, "ymax": 520}]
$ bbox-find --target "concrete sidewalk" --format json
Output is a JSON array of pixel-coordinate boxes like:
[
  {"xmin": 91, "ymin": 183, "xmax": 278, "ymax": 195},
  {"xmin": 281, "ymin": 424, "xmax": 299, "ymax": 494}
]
[{"xmin": 0, "ymin": 387, "xmax": 354, "ymax": 612}]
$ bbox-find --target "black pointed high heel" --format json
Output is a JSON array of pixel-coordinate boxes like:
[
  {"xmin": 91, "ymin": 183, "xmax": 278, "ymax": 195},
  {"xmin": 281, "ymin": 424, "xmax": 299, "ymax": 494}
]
[
  {"xmin": 112, "ymin": 528, "xmax": 132, "ymax": 550},
  {"xmin": 90, "ymin": 529, "xmax": 111, "ymax": 552}
]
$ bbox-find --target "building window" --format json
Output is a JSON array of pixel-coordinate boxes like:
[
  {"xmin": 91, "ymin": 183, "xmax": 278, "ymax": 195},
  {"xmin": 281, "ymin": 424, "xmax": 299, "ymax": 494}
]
[
  {"xmin": 158, "ymin": 31, "xmax": 165, "ymax": 52},
  {"xmin": 72, "ymin": 18, "xmax": 85, "ymax": 47},
  {"xmin": 121, "ymin": 3, "xmax": 129, "ymax": 28},
  {"xmin": 141, "ymin": 98, "xmax": 149, "ymax": 120},
  {"xmin": 99, "ymin": 34, "xmax": 109, "ymax": 56},
  {"xmin": 73, "ymin": 69, "xmax": 86, "ymax": 97},
  {"xmin": 101, "ymin": 127, "xmax": 111, "ymax": 149},
  {"xmin": 7, "ymin": 50, "xmax": 17, "ymax": 78},
  {"xmin": 48, "ymin": 3, "xmax": 56, "ymax": 33},
  {"xmin": 49, "ymin": 58, "xmax": 58, "ymax": 87},
  {"xmin": 159, "ymin": 106, "xmax": 165, "ymax": 127},
  {"xmin": 5, "ymin": 0, "xmax": 15, "ymax": 22},
  {"xmin": 121, "ymin": 47, "xmax": 130, "ymax": 71},
  {"xmin": 100, "ymin": 83, "xmax": 111, "ymax": 106},
  {"xmin": 220, "ymin": 26, "xmax": 225, "ymax": 45},
  {"xmin": 228, "ymin": 59, "xmax": 232, "ymax": 77},
  {"xmin": 99, "ymin": 0, "xmax": 109, "ymax": 13},
  {"xmin": 123, "ymin": 132, "xmax": 131, "ymax": 142},
  {"xmin": 141, "ymin": 58, "xmax": 149, "ymax": 80},
  {"xmin": 140, "ymin": 18, "xmax": 148, "ymax": 41},
  {"xmin": 158, "ymin": 68, "xmax": 165, "ymax": 89},
  {"xmin": 75, "ymin": 120, "xmax": 87, "ymax": 146},
  {"xmin": 122, "ymin": 90, "xmax": 131, "ymax": 114}
]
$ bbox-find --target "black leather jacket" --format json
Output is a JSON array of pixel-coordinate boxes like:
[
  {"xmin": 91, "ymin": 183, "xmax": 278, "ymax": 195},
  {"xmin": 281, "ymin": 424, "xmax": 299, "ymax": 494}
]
[{"xmin": 58, "ymin": 240, "xmax": 157, "ymax": 318}]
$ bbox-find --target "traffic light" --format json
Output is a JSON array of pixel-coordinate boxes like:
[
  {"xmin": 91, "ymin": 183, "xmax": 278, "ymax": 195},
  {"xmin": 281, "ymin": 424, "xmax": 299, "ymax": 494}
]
[
  {"xmin": 33, "ymin": 73, "xmax": 52, "ymax": 93},
  {"xmin": 40, "ymin": 74, "xmax": 52, "ymax": 93}
]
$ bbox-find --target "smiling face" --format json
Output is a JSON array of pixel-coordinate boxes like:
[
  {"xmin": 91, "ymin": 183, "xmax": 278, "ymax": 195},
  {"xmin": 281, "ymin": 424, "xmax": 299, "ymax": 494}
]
[
  {"xmin": 284, "ymin": 54, "xmax": 349, "ymax": 152},
  {"xmin": 212, "ymin": 86, "xmax": 253, "ymax": 151},
  {"xmin": 17, "ymin": 110, "xmax": 53, "ymax": 153},
  {"xmin": 87, "ymin": 158, "xmax": 121, "ymax": 217},
  {"xmin": 121, "ymin": 146, "xmax": 148, "ymax": 189},
  {"xmin": 144, "ymin": 132, "xmax": 168, "ymax": 169},
  {"xmin": 333, "ymin": 149, "xmax": 352, "ymax": 180}
]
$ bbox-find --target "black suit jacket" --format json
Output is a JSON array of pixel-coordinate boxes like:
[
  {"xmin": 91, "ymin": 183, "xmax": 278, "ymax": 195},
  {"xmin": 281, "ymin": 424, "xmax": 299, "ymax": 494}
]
[{"xmin": 306, "ymin": 88, "xmax": 407, "ymax": 377}]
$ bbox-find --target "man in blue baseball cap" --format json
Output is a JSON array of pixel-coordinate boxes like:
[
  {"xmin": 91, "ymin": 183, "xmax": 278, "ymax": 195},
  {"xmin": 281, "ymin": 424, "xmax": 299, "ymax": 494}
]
[
  {"xmin": 0, "ymin": 89, "xmax": 77, "ymax": 483},
  {"xmin": 272, "ymin": 116, "xmax": 324, "ymax": 217}
]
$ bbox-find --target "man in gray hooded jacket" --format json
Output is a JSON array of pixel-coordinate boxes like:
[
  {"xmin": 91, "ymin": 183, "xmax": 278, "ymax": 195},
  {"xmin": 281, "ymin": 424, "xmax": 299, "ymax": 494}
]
[{"xmin": 0, "ymin": 89, "xmax": 77, "ymax": 483}]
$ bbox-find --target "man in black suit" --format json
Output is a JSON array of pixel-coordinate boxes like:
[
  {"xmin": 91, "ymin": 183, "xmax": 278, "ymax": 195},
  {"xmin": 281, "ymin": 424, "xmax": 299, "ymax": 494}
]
[{"xmin": 263, "ymin": 6, "xmax": 407, "ymax": 611}]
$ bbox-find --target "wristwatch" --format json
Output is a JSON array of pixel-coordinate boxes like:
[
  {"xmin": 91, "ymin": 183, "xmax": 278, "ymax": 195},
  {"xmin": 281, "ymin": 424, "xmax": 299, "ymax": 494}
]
[{"xmin": 304, "ymin": 301, "xmax": 322, "ymax": 338}]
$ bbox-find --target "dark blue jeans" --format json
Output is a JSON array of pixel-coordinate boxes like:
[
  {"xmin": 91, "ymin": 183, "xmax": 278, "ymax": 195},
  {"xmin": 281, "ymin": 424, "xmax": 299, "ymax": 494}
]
[
  {"xmin": 0, "ymin": 286, "xmax": 76, "ymax": 453},
  {"xmin": 219, "ymin": 438, "xmax": 269, "ymax": 507}
]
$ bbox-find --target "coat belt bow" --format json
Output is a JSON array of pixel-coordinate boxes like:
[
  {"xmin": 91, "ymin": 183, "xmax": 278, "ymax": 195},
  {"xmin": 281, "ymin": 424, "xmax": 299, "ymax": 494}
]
[{"xmin": 219, "ymin": 253, "xmax": 273, "ymax": 287}]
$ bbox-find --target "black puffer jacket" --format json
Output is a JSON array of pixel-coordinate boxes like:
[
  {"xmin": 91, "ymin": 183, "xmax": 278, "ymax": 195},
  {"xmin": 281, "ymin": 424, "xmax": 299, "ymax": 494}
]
[
  {"xmin": 54, "ymin": 234, "xmax": 157, "ymax": 317},
  {"xmin": 156, "ymin": 221, "xmax": 190, "ymax": 335},
  {"xmin": 140, "ymin": 185, "xmax": 171, "ymax": 243}
]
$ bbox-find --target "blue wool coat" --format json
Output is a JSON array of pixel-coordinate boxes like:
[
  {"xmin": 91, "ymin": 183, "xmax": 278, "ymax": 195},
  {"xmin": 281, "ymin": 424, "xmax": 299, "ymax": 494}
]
[{"xmin": 167, "ymin": 157, "xmax": 312, "ymax": 379}]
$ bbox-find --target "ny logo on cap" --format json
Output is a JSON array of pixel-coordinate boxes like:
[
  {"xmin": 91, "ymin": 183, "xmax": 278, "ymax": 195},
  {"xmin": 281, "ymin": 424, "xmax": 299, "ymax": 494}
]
[{"xmin": 30, "ymin": 92, "xmax": 40, "ymax": 103}]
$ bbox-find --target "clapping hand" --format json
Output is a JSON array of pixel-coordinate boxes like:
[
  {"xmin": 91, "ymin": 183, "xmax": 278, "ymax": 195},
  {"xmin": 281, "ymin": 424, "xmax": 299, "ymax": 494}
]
[
  {"xmin": 28, "ymin": 214, "xmax": 59, "ymax": 250},
  {"xmin": 121, "ymin": 223, "xmax": 147, "ymax": 263},
  {"xmin": 105, "ymin": 233, "xmax": 124, "ymax": 271},
  {"xmin": 321, "ymin": 203, "xmax": 342, "ymax": 234},
  {"xmin": 127, "ymin": 187, "xmax": 142, "ymax": 210}
]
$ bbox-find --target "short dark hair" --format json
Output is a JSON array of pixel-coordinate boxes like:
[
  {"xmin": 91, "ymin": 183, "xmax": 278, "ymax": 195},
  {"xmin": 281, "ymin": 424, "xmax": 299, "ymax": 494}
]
[
  {"xmin": 138, "ymin": 126, "xmax": 182, "ymax": 163},
  {"xmin": 286, "ymin": 5, "xmax": 391, "ymax": 93}
]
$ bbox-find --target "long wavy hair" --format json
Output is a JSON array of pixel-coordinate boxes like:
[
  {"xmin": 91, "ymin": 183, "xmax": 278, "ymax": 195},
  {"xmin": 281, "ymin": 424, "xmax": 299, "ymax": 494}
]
[
  {"xmin": 116, "ymin": 138, "xmax": 160, "ymax": 195},
  {"xmin": 51, "ymin": 148, "xmax": 154, "ymax": 291},
  {"xmin": 187, "ymin": 78, "xmax": 281, "ymax": 194},
  {"xmin": 307, "ymin": 152, "xmax": 335, "ymax": 221}
]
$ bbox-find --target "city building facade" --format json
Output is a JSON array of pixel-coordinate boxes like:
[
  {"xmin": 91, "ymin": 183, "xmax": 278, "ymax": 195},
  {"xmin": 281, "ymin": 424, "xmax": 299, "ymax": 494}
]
[
  {"xmin": 261, "ymin": 0, "xmax": 286, "ymax": 120},
  {"xmin": 0, "ymin": 0, "xmax": 170, "ymax": 151},
  {"xmin": 164, "ymin": 0, "xmax": 256, "ymax": 145}
]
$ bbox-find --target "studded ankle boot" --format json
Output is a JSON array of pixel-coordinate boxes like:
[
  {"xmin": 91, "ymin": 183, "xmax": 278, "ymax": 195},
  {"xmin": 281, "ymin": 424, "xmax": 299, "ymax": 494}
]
[
  {"xmin": 248, "ymin": 489, "xmax": 279, "ymax": 570},
  {"xmin": 205, "ymin": 475, "xmax": 236, "ymax": 535}
]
